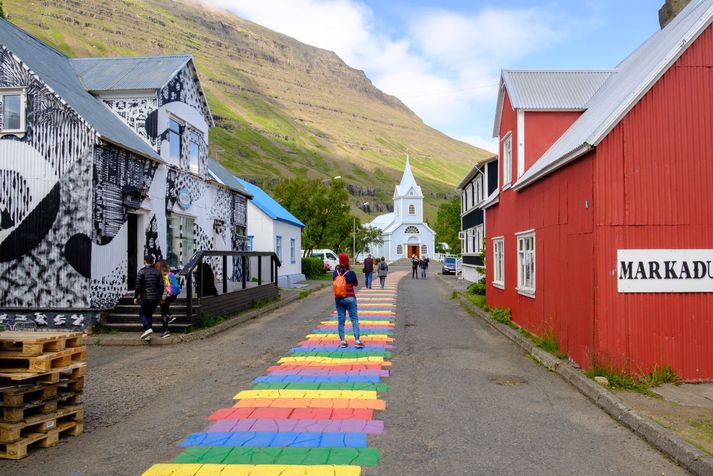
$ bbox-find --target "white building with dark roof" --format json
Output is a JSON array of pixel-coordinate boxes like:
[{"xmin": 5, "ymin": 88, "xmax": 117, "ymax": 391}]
[{"xmin": 368, "ymin": 158, "xmax": 436, "ymax": 262}]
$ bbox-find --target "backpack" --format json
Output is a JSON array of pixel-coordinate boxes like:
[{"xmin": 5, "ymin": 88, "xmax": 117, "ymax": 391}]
[
  {"xmin": 333, "ymin": 269, "xmax": 349, "ymax": 298},
  {"xmin": 167, "ymin": 272, "xmax": 181, "ymax": 296},
  {"xmin": 379, "ymin": 261, "xmax": 387, "ymax": 271}
]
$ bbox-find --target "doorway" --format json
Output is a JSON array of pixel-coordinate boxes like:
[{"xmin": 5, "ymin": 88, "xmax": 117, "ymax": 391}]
[
  {"xmin": 407, "ymin": 244, "xmax": 420, "ymax": 258},
  {"xmin": 127, "ymin": 213, "xmax": 139, "ymax": 290}
]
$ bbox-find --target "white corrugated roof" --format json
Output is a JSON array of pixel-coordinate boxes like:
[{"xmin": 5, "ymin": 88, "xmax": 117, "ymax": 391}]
[
  {"xmin": 515, "ymin": 0, "xmax": 713, "ymax": 189},
  {"xmin": 370, "ymin": 213, "xmax": 395, "ymax": 230},
  {"xmin": 493, "ymin": 70, "xmax": 613, "ymax": 137},
  {"xmin": 504, "ymin": 70, "xmax": 614, "ymax": 110}
]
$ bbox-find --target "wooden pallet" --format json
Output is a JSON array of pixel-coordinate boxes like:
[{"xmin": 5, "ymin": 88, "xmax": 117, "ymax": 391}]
[
  {"xmin": 0, "ymin": 430, "xmax": 58, "ymax": 459},
  {"xmin": 0, "ymin": 332, "xmax": 83, "ymax": 356},
  {"xmin": 58, "ymin": 375, "xmax": 84, "ymax": 393},
  {"xmin": 0, "ymin": 362, "xmax": 86, "ymax": 384},
  {"xmin": 0, "ymin": 382, "xmax": 58, "ymax": 407},
  {"xmin": 0, "ymin": 347, "xmax": 86, "ymax": 374},
  {"xmin": 0, "ymin": 405, "xmax": 82, "ymax": 443},
  {"xmin": 0, "ymin": 399, "xmax": 58, "ymax": 424}
]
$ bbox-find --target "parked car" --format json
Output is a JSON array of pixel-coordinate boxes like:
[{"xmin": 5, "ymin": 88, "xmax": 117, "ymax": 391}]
[
  {"xmin": 305, "ymin": 249, "xmax": 339, "ymax": 272},
  {"xmin": 442, "ymin": 257, "xmax": 458, "ymax": 275}
]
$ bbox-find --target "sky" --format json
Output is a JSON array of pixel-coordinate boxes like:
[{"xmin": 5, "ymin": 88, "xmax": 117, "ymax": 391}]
[{"xmin": 206, "ymin": 1, "xmax": 663, "ymax": 152}]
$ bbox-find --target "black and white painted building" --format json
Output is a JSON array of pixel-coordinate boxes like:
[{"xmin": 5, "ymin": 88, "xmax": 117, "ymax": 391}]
[
  {"xmin": 0, "ymin": 20, "xmax": 251, "ymax": 330},
  {"xmin": 456, "ymin": 155, "xmax": 498, "ymax": 283}
]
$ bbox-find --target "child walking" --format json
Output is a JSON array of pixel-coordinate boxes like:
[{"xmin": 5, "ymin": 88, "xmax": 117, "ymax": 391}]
[{"xmin": 156, "ymin": 259, "xmax": 181, "ymax": 338}]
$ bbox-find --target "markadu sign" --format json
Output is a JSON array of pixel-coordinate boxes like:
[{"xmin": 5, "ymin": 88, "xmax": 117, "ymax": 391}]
[{"xmin": 618, "ymin": 249, "xmax": 713, "ymax": 293}]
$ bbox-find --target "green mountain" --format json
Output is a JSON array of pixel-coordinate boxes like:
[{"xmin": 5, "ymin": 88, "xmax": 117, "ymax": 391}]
[{"xmin": 6, "ymin": 0, "xmax": 491, "ymax": 220}]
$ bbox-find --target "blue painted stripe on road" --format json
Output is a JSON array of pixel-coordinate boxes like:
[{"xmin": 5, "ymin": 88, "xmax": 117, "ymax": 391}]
[{"xmin": 180, "ymin": 431, "xmax": 367, "ymax": 448}]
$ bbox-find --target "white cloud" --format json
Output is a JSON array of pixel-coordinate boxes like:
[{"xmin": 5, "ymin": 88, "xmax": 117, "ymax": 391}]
[{"xmin": 205, "ymin": 1, "xmax": 577, "ymax": 145}]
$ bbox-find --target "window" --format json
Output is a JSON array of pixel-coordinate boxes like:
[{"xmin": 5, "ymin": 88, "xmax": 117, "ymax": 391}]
[
  {"xmin": 188, "ymin": 130, "xmax": 200, "ymax": 173},
  {"xmin": 166, "ymin": 213, "xmax": 195, "ymax": 267},
  {"xmin": 473, "ymin": 224, "xmax": 483, "ymax": 254},
  {"xmin": 396, "ymin": 244, "xmax": 403, "ymax": 255},
  {"xmin": 168, "ymin": 118, "xmax": 182, "ymax": 161},
  {"xmin": 492, "ymin": 238, "xmax": 504, "ymax": 288},
  {"xmin": 461, "ymin": 192, "xmax": 466, "ymax": 214},
  {"xmin": 1, "ymin": 88, "xmax": 26, "ymax": 133},
  {"xmin": 276, "ymin": 236, "xmax": 282, "ymax": 261},
  {"xmin": 404, "ymin": 226, "xmax": 420, "ymax": 234},
  {"xmin": 421, "ymin": 244, "xmax": 428, "ymax": 256},
  {"xmin": 408, "ymin": 204, "xmax": 416, "ymax": 215},
  {"xmin": 290, "ymin": 238, "xmax": 296, "ymax": 264},
  {"xmin": 247, "ymin": 235, "xmax": 254, "ymax": 252},
  {"xmin": 475, "ymin": 175, "xmax": 483, "ymax": 204},
  {"xmin": 516, "ymin": 231, "xmax": 535, "ymax": 296},
  {"xmin": 502, "ymin": 133, "xmax": 512, "ymax": 188}
]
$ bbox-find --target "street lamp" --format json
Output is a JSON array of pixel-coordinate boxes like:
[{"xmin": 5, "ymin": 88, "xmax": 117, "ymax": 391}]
[{"xmin": 354, "ymin": 202, "xmax": 369, "ymax": 262}]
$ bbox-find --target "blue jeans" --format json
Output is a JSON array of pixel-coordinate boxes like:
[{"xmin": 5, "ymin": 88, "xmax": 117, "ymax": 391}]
[
  {"xmin": 139, "ymin": 299, "xmax": 159, "ymax": 331},
  {"xmin": 364, "ymin": 272, "xmax": 373, "ymax": 289},
  {"xmin": 379, "ymin": 276, "xmax": 386, "ymax": 288},
  {"xmin": 335, "ymin": 296, "xmax": 360, "ymax": 341}
]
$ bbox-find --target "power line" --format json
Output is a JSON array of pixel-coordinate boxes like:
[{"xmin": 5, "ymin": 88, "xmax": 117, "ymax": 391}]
[{"xmin": 399, "ymin": 82, "xmax": 499, "ymax": 99}]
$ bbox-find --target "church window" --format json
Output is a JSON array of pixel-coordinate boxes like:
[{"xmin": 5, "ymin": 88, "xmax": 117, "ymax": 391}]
[
  {"xmin": 421, "ymin": 244, "xmax": 428, "ymax": 256},
  {"xmin": 396, "ymin": 244, "xmax": 404, "ymax": 255},
  {"xmin": 405, "ymin": 226, "xmax": 420, "ymax": 234},
  {"xmin": 408, "ymin": 204, "xmax": 416, "ymax": 215}
]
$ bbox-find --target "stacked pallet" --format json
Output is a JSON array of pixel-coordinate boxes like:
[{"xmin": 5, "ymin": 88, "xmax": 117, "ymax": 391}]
[{"xmin": 0, "ymin": 332, "xmax": 86, "ymax": 459}]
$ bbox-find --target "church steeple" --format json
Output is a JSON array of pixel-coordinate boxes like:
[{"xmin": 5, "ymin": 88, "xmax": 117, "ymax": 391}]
[{"xmin": 394, "ymin": 155, "xmax": 423, "ymax": 199}]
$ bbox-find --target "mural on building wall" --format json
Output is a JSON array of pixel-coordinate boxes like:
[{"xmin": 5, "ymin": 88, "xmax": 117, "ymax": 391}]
[
  {"xmin": 144, "ymin": 215, "xmax": 162, "ymax": 262},
  {"xmin": 159, "ymin": 64, "xmax": 210, "ymax": 122},
  {"xmin": 165, "ymin": 168, "xmax": 205, "ymax": 211},
  {"xmin": 0, "ymin": 311, "xmax": 99, "ymax": 331},
  {"xmin": 93, "ymin": 144, "xmax": 158, "ymax": 245},
  {"xmin": 103, "ymin": 96, "xmax": 159, "ymax": 147},
  {"xmin": 0, "ymin": 47, "xmax": 95, "ymax": 308}
]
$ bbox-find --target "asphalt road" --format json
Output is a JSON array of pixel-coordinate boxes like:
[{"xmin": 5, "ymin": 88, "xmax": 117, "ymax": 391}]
[
  {"xmin": 368, "ymin": 271, "xmax": 687, "ymax": 475},
  {"xmin": 0, "ymin": 267, "xmax": 687, "ymax": 475}
]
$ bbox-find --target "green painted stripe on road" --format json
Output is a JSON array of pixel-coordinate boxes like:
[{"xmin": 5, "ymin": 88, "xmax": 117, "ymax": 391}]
[
  {"xmin": 174, "ymin": 446, "xmax": 380, "ymax": 466},
  {"xmin": 252, "ymin": 382, "xmax": 388, "ymax": 392}
]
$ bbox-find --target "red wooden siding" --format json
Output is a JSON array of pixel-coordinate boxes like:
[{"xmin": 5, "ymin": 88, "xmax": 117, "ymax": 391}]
[
  {"xmin": 524, "ymin": 111, "xmax": 581, "ymax": 171},
  {"xmin": 593, "ymin": 24, "xmax": 713, "ymax": 380}
]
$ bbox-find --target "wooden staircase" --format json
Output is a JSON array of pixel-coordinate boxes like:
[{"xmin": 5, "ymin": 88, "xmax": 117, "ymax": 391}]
[{"xmin": 102, "ymin": 295, "xmax": 200, "ymax": 333}]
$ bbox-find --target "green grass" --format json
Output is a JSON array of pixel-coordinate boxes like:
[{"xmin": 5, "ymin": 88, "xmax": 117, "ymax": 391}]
[
  {"xmin": 93, "ymin": 323, "xmax": 119, "ymax": 335},
  {"xmin": 310, "ymin": 273, "xmax": 334, "ymax": 281},
  {"xmin": 585, "ymin": 365, "xmax": 680, "ymax": 395},
  {"xmin": 194, "ymin": 313, "xmax": 228, "ymax": 329},
  {"xmin": 462, "ymin": 292, "xmax": 486, "ymax": 310},
  {"xmin": 299, "ymin": 289, "xmax": 311, "ymax": 299}
]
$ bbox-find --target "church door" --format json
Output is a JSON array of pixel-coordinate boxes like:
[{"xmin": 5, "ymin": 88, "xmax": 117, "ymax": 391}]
[{"xmin": 407, "ymin": 245, "xmax": 420, "ymax": 258}]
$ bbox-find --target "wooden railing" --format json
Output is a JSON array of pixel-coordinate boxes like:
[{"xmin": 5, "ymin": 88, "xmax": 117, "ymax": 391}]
[{"xmin": 179, "ymin": 250, "xmax": 281, "ymax": 318}]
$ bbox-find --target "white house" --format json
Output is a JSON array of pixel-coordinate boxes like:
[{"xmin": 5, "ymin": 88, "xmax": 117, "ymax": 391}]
[
  {"xmin": 368, "ymin": 158, "xmax": 436, "ymax": 262},
  {"xmin": 235, "ymin": 178, "xmax": 306, "ymax": 287}
]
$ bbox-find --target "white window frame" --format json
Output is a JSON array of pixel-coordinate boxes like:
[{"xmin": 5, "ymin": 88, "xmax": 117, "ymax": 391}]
[
  {"xmin": 516, "ymin": 230, "xmax": 535, "ymax": 297},
  {"xmin": 168, "ymin": 116, "xmax": 183, "ymax": 162},
  {"xmin": 474, "ymin": 224, "xmax": 484, "ymax": 254},
  {"xmin": 290, "ymin": 238, "xmax": 296, "ymax": 264},
  {"xmin": 421, "ymin": 244, "xmax": 428, "ymax": 256},
  {"xmin": 0, "ymin": 88, "xmax": 27, "ymax": 135},
  {"xmin": 502, "ymin": 132, "xmax": 512, "ymax": 189},
  {"xmin": 188, "ymin": 128, "xmax": 201, "ymax": 174},
  {"xmin": 492, "ymin": 237, "xmax": 504, "ymax": 289},
  {"xmin": 475, "ymin": 175, "xmax": 483, "ymax": 205},
  {"xmin": 276, "ymin": 235, "xmax": 282, "ymax": 262},
  {"xmin": 396, "ymin": 244, "xmax": 404, "ymax": 255},
  {"xmin": 408, "ymin": 204, "xmax": 416, "ymax": 215}
]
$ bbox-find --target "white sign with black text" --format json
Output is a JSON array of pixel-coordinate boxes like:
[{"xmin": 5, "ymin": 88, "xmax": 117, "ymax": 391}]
[{"xmin": 617, "ymin": 249, "xmax": 713, "ymax": 293}]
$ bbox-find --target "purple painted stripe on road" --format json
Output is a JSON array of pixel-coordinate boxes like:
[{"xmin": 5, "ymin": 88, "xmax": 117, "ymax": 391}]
[{"xmin": 205, "ymin": 418, "xmax": 384, "ymax": 434}]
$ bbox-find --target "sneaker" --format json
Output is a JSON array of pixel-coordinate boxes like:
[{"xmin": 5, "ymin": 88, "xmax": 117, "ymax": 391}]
[
  {"xmin": 168, "ymin": 315, "xmax": 177, "ymax": 324},
  {"xmin": 340, "ymin": 341, "xmax": 348, "ymax": 348},
  {"xmin": 355, "ymin": 341, "xmax": 364, "ymax": 349},
  {"xmin": 140, "ymin": 329, "xmax": 153, "ymax": 341},
  {"xmin": 162, "ymin": 331, "xmax": 171, "ymax": 338}
]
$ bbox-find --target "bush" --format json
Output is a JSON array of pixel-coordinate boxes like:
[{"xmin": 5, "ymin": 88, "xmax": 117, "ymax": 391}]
[
  {"xmin": 467, "ymin": 277, "xmax": 486, "ymax": 296},
  {"xmin": 302, "ymin": 257, "xmax": 324, "ymax": 279}
]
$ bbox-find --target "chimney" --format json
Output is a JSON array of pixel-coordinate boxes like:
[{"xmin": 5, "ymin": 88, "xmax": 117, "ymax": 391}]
[{"xmin": 659, "ymin": 0, "xmax": 692, "ymax": 28}]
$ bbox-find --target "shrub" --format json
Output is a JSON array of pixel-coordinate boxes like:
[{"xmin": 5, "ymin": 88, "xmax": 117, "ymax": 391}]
[
  {"xmin": 490, "ymin": 307, "xmax": 514, "ymax": 328},
  {"xmin": 467, "ymin": 277, "xmax": 486, "ymax": 296},
  {"xmin": 302, "ymin": 257, "xmax": 324, "ymax": 279}
]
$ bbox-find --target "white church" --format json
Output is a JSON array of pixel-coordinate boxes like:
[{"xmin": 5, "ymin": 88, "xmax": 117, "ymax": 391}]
[{"xmin": 367, "ymin": 158, "xmax": 436, "ymax": 262}]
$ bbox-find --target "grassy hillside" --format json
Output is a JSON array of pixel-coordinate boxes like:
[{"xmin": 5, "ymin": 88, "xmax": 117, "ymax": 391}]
[{"xmin": 6, "ymin": 0, "xmax": 491, "ymax": 221}]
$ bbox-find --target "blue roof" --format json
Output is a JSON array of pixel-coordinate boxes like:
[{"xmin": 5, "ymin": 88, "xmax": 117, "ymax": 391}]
[{"xmin": 235, "ymin": 178, "xmax": 305, "ymax": 228}]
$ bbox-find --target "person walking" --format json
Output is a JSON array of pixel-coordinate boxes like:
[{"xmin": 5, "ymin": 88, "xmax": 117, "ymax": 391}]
[
  {"xmin": 156, "ymin": 259, "xmax": 181, "ymax": 338},
  {"xmin": 332, "ymin": 253, "xmax": 364, "ymax": 349},
  {"xmin": 420, "ymin": 255, "xmax": 429, "ymax": 279},
  {"xmin": 133, "ymin": 255, "xmax": 164, "ymax": 341},
  {"xmin": 377, "ymin": 256, "xmax": 389, "ymax": 288},
  {"xmin": 362, "ymin": 254, "xmax": 374, "ymax": 289},
  {"xmin": 411, "ymin": 254, "xmax": 419, "ymax": 279}
]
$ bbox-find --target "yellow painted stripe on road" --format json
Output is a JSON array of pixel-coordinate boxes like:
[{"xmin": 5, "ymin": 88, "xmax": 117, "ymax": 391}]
[
  {"xmin": 233, "ymin": 389, "xmax": 378, "ymax": 400},
  {"xmin": 143, "ymin": 464, "xmax": 361, "ymax": 476}
]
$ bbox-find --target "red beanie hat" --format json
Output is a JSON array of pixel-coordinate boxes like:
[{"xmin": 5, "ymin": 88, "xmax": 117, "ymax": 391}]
[{"xmin": 338, "ymin": 253, "xmax": 350, "ymax": 267}]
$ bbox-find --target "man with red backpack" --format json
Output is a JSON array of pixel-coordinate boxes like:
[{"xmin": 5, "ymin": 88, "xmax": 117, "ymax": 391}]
[{"xmin": 332, "ymin": 253, "xmax": 364, "ymax": 349}]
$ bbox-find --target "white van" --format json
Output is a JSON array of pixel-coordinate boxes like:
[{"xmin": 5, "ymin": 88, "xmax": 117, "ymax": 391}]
[{"xmin": 307, "ymin": 249, "xmax": 339, "ymax": 271}]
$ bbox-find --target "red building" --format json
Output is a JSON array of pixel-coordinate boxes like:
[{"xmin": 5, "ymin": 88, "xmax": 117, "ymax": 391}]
[{"xmin": 486, "ymin": 0, "xmax": 713, "ymax": 381}]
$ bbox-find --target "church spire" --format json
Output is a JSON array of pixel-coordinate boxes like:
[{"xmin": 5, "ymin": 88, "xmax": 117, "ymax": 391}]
[{"xmin": 395, "ymin": 155, "xmax": 423, "ymax": 198}]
